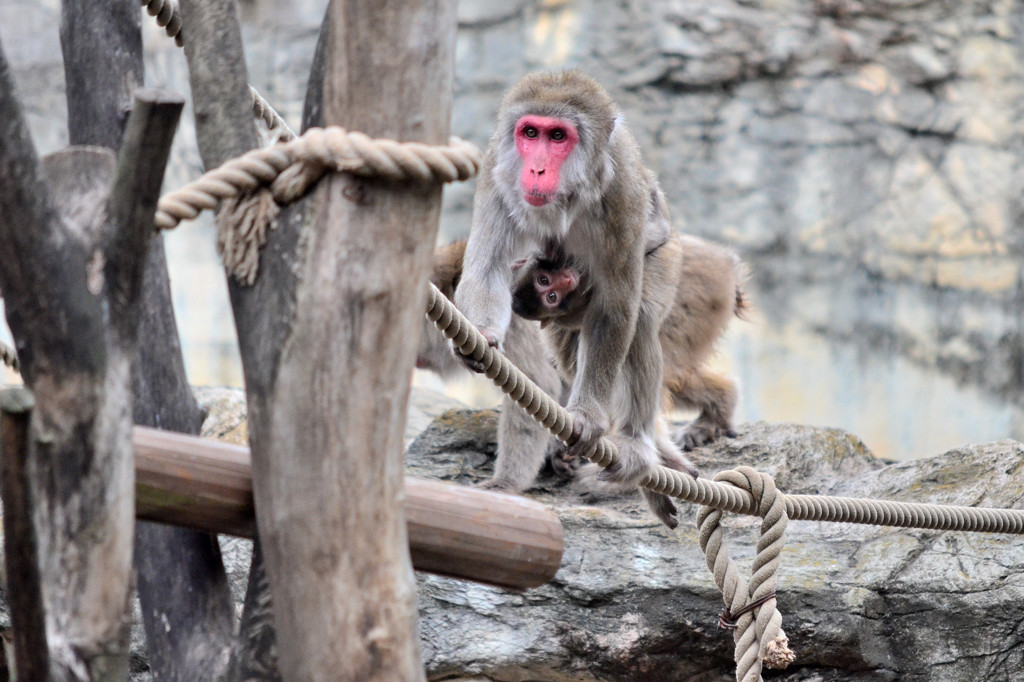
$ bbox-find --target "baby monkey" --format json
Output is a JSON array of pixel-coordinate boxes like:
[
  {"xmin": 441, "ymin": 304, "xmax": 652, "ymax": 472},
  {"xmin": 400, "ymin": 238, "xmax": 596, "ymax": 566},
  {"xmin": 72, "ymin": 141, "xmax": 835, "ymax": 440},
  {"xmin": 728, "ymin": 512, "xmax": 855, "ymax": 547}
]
[{"xmin": 513, "ymin": 233, "xmax": 748, "ymax": 453}]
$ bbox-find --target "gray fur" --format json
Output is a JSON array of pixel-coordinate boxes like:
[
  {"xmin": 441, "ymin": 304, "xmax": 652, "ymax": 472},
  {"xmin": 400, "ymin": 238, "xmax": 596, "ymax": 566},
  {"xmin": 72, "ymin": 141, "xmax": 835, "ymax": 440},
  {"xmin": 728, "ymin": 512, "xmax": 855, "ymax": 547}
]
[{"xmin": 454, "ymin": 71, "xmax": 690, "ymax": 526}]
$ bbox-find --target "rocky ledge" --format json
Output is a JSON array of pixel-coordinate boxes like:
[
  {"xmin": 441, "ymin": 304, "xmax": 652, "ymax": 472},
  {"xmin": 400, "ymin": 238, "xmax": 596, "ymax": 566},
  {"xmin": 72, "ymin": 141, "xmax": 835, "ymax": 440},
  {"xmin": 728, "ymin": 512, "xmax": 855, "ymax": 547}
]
[{"xmin": 200, "ymin": 387, "xmax": 1024, "ymax": 681}]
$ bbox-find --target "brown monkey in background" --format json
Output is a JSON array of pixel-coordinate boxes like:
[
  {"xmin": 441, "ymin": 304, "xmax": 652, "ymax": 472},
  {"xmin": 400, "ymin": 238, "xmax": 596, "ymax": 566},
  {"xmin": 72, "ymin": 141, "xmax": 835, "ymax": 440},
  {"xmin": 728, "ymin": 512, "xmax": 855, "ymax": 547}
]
[
  {"xmin": 417, "ymin": 241, "xmax": 564, "ymax": 492},
  {"xmin": 454, "ymin": 70, "xmax": 694, "ymax": 527},
  {"xmin": 512, "ymin": 233, "xmax": 749, "ymax": 452}
]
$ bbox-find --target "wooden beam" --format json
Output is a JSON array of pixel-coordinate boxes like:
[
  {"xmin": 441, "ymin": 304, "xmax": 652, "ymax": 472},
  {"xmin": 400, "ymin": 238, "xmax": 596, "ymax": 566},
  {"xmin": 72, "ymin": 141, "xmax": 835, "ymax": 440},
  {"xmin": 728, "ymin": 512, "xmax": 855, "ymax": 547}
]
[{"xmin": 133, "ymin": 426, "xmax": 564, "ymax": 590}]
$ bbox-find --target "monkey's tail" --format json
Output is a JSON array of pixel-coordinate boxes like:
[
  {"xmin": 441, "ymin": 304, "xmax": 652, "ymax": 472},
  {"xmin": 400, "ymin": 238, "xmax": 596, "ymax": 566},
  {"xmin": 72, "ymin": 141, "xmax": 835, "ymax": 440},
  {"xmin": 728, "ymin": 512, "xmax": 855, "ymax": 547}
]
[
  {"xmin": 734, "ymin": 285, "xmax": 752, "ymax": 321},
  {"xmin": 732, "ymin": 257, "xmax": 753, "ymax": 322}
]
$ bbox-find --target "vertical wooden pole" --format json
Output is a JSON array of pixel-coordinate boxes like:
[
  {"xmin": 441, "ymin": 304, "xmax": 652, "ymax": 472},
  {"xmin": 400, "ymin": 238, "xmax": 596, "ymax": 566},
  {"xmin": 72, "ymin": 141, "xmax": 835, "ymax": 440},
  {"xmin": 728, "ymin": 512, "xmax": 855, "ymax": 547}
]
[
  {"xmin": 1, "ymin": 388, "xmax": 49, "ymax": 682},
  {"xmin": 61, "ymin": 2, "xmax": 238, "ymax": 678},
  {"xmin": 0, "ymin": 22, "xmax": 183, "ymax": 673},
  {"xmin": 176, "ymin": 0, "xmax": 285, "ymax": 677},
  {"xmin": 251, "ymin": 2, "xmax": 458, "ymax": 679}
]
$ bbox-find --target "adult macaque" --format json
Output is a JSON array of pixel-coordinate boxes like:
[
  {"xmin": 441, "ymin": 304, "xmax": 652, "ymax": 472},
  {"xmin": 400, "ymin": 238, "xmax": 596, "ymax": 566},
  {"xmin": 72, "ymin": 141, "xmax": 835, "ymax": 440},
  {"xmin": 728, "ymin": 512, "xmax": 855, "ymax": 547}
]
[
  {"xmin": 454, "ymin": 70, "xmax": 691, "ymax": 526},
  {"xmin": 513, "ymin": 233, "xmax": 748, "ymax": 451},
  {"xmin": 417, "ymin": 241, "xmax": 563, "ymax": 491}
]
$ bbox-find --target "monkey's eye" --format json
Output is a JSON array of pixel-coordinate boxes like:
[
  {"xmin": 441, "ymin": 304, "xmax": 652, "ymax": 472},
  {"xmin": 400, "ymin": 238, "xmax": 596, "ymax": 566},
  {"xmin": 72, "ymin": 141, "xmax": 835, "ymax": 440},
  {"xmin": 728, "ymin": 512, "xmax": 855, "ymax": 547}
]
[
  {"xmin": 522, "ymin": 126, "xmax": 539, "ymax": 139},
  {"xmin": 550, "ymin": 128, "xmax": 566, "ymax": 141},
  {"xmin": 546, "ymin": 292, "xmax": 559, "ymax": 304},
  {"xmin": 537, "ymin": 274, "xmax": 550, "ymax": 286}
]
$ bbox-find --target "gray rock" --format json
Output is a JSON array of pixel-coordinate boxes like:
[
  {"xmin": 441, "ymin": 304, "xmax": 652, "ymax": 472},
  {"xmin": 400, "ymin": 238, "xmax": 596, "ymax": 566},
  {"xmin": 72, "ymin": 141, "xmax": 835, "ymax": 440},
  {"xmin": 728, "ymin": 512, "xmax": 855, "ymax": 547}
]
[
  {"xmin": 407, "ymin": 404, "xmax": 1024, "ymax": 681},
  {"xmin": 141, "ymin": 388, "xmax": 1024, "ymax": 681}
]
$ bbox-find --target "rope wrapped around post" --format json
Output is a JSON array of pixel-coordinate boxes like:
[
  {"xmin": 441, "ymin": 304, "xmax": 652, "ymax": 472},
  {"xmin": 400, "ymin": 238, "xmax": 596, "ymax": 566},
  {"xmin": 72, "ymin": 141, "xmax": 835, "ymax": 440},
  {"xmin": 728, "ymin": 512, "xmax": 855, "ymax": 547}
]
[{"xmin": 153, "ymin": 128, "xmax": 482, "ymax": 283}]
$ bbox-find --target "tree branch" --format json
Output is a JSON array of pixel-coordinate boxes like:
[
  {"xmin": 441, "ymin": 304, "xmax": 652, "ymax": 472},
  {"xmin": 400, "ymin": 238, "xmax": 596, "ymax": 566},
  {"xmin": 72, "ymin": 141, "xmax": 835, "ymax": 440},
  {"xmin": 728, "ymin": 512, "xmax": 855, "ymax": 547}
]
[
  {"xmin": 0, "ymin": 34, "xmax": 102, "ymax": 383},
  {"xmin": 103, "ymin": 88, "xmax": 184, "ymax": 339}
]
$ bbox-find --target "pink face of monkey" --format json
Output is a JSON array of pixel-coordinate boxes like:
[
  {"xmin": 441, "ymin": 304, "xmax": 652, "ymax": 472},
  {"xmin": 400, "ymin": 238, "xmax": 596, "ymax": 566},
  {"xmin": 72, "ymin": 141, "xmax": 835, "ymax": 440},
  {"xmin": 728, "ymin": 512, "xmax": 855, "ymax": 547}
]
[
  {"xmin": 533, "ymin": 267, "xmax": 578, "ymax": 310},
  {"xmin": 514, "ymin": 115, "xmax": 579, "ymax": 207}
]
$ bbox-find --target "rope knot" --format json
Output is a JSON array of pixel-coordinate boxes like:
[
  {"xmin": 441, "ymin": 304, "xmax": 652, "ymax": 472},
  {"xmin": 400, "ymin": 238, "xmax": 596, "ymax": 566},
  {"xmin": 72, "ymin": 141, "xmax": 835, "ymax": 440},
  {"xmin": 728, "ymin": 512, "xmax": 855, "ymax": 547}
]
[
  {"xmin": 697, "ymin": 467, "xmax": 794, "ymax": 681},
  {"xmin": 156, "ymin": 128, "xmax": 482, "ymax": 285}
]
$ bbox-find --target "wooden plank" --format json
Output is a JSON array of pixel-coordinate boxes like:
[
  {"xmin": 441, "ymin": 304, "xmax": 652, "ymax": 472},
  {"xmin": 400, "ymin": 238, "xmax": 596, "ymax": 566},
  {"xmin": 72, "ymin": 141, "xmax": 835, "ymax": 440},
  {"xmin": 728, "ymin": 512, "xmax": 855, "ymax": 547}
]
[{"xmin": 133, "ymin": 426, "xmax": 564, "ymax": 590}]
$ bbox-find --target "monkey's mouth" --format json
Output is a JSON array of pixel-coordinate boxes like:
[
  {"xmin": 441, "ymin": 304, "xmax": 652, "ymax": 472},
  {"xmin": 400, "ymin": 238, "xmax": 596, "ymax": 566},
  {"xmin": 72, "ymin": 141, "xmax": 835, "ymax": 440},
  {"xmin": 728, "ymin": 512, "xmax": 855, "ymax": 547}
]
[{"xmin": 523, "ymin": 190, "xmax": 554, "ymax": 207}]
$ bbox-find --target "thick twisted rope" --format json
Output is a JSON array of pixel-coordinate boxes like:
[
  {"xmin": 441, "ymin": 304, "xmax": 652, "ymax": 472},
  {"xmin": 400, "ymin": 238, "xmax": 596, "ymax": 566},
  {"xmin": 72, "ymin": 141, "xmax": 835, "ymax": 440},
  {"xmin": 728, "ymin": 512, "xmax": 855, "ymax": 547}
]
[
  {"xmin": 142, "ymin": 0, "xmax": 183, "ymax": 46},
  {"xmin": 697, "ymin": 468, "xmax": 795, "ymax": 681},
  {"xmin": 153, "ymin": 129, "xmax": 481, "ymax": 283},
  {"xmin": 155, "ymin": 130, "xmax": 480, "ymax": 230},
  {"xmin": 250, "ymin": 86, "xmax": 296, "ymax": 142},
  {"xmin": 427, "ymin": 283, "xmax": 1024, "ymax": 534},
  {"xmin": 427, "ymin": 284, "xmax": 1024, "ymax": 678},
  {"xmin": 1, "ymin": 339, "xmax": 18, "ymax": 373}
]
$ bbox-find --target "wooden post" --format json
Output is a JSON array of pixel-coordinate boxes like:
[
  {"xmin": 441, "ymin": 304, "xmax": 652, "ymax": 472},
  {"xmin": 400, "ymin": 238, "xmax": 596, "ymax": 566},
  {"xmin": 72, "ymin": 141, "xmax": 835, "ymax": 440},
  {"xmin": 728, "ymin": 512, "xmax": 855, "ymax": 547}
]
[
  {"xmin": 247, "ymin": 3, "xmax": 458, "ymax": 678},
  {"xmin": 1, "ymin": 389, "xmax": 49, "ymax": 682},
  {"xmin": 179, "ymin": 0, "xmax": 460, "ymax": 677},
  {"xmin": 176, "ymin": 0, "xmax": 286, "ymax": 677},
  {"xmin": 0, "ymin": 21, "xmax": 183, "ymax": 672},
  {"xmin": 60, "ymin": 3, "xmax": 238, "ymax": 678},
  {"xmin": 59, "ymin": 0, "xmax": 143, "ymax": 150},
  {"xmin": 133, "ymin": 426, "xmax": 564, "ymax": 590}
]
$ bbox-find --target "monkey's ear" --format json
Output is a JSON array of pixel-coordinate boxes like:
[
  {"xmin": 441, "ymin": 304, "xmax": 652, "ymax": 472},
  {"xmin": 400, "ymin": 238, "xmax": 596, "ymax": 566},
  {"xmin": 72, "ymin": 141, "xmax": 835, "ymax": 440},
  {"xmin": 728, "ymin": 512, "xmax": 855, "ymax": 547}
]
[{"xmin": 511, "ymin": 257, "xmax": 529, "ymax": 272}]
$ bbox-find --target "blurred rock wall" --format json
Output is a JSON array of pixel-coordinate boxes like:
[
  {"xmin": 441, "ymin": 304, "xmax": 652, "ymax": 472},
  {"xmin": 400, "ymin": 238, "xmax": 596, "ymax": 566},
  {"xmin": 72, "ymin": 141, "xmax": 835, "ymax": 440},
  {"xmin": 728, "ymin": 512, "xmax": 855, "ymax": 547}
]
[{"xmin": 2, "ymin": 0, "xmax": 1022, "ymax": 457}]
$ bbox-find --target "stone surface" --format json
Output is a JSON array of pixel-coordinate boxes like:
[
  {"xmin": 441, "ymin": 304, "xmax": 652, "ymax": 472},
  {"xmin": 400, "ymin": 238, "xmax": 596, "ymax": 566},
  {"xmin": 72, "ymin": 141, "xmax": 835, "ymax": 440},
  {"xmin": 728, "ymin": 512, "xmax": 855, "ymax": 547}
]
[
  {"xmin": 406, "ymin": 403, "xmax": 1024, "ymax": 681},
  {"xmin": 127, "ymin": 387, "xmax": 1024, "ymax": 681}
]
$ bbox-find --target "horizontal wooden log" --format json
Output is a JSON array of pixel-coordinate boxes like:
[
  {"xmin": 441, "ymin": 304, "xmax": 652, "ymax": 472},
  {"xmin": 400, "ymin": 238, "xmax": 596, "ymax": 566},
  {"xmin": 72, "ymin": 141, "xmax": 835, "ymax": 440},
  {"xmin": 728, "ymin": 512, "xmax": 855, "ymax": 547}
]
[{"xmin": 133, "ymin": 426, "xmax": 563, "ymax": 589}]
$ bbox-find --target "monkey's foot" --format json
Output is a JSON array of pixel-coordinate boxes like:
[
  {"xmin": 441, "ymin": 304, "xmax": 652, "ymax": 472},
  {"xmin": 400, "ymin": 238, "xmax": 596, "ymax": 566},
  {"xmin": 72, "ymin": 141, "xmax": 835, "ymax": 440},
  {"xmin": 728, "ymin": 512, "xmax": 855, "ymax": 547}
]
[
  {"xmin": 450, "ymin": 328, "xmax": 503, "ymax": 374},
  {"xmin": 550, "ymin": 448, "xmax": 579, "ymax": 480},
  {"xmin": 594, "ymin": 432, "xmax": 659, "ymax": 488},
  {"xmin": 675, "ymin": 418, "xmax": 736, "ymax": 451},
  {"xmin": 572, "ymin": 463, "xmax": 635, "ymax": 496},
  {"xmin": 659, "ymin": 442, "xmax": 700, "ymax": 479},
  {"xmin": 458, "ymin": 356, "xmax": 488, "ymax": 374},
  {"xmin": 576, "ymin": 464, "xmax": 681, "ymax": 529},
  {"xmin": 641, "ymin": 489, "xmax": 679, "ymax": 529},
  {"xmin": 476, "ymin": 478, "xmax": 524, "ymax": 493}
]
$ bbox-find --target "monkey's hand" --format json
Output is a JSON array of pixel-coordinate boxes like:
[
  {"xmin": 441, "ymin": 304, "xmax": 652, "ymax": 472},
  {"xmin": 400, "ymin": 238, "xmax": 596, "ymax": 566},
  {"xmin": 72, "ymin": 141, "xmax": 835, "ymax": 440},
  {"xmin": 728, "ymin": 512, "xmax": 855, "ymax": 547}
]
[
  {"xmin": 452, "ymin": 328, "xmax": 504, "ymax": 374},
  {"xmin": 563, "ymin": 400, "xmax": 609, "ymax": 464}
]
